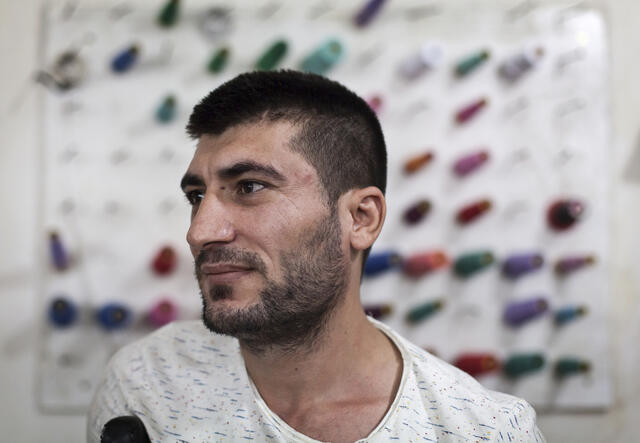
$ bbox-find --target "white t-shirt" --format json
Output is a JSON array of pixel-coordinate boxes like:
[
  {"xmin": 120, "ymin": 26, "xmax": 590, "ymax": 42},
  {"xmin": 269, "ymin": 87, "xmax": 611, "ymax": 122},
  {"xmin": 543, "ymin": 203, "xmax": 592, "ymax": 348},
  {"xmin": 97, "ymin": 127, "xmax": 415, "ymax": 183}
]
[{"xmin": 88, "ymin": 318, "xmax": 545, "ymax": 442}]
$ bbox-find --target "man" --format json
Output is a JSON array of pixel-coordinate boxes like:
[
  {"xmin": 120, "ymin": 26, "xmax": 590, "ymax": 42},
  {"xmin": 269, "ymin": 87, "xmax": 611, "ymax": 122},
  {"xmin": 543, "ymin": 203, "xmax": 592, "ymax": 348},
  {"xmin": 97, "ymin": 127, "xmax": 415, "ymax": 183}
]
[{"xmin": 88, "ymin": 70, "xmax": 545, "ymax": 442}]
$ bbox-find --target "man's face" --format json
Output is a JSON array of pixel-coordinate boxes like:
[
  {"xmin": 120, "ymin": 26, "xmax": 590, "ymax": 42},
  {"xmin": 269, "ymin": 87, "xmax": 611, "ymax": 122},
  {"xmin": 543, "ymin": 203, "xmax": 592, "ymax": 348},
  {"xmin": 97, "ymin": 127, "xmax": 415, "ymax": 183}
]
[{"xmin": 181, "ymin": 121, "xmax": 350, "ymax": 352}]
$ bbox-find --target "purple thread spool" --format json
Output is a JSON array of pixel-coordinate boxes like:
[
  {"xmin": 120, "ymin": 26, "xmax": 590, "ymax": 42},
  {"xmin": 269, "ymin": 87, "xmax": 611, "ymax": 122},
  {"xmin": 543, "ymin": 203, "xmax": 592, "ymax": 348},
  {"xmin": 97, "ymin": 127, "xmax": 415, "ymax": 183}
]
[
  {"xmin": 49, "ymin": 231, "xmax": 70, "ymax": 271},
  {"xmin": 555, "ymin": 255, "xmax": 595, "ymax": 275},
  {"xmin": 503, "ymin": 297, "xmax": 549, "ymax": 326},
  {"xmin": 354, "ymin": 0, "xmax": 387, "ymax": 27},
  {"xmin": 403, "ymin": 199, "xmax": 432, "ymax": 224},
  {"xmin": 502, "ymin": 253, "xmax": 543, "ymax": 279},
  {"xmin": 363, "ymin": 304, "xmax": 392, "ymax": 319},
  {"xmin": 398, "ymin": 44, "xmax": 442, "ymax": 80},
  {"xmin": 498, "ymin": 47, "xmax": 544, "ymax": 82},
  {"xmin": 453, "ymin": 150, "xmax": 489, "ymax": 176}
]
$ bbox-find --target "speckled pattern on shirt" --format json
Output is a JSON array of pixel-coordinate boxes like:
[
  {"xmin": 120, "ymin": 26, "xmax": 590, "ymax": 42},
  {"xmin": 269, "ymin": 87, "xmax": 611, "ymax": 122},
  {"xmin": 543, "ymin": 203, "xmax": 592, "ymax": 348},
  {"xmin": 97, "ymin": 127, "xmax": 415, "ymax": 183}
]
[{"xmin": 87, "ymin": 318, "xmax": 545, "ymax": 442}]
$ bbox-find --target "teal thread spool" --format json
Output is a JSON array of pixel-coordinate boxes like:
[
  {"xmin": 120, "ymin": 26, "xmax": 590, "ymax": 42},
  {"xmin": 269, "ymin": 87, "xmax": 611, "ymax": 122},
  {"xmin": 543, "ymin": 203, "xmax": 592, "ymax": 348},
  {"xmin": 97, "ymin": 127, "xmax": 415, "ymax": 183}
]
[
  {"xmin": 300, "ymin": 39, "xmax": 344, "ymax": 75},
  {"xmin": 156, "ymin": 95, "xmax": 177, "ymax": 123},
  {"xmin": 554, "ymin": 358, "xmax": 590, "ymax": 378},
  {"xmin": 503, "ymin": 353, "xmax": 545, "ymax": 378},
  {"xmin": 455, "ymin": 49, "xmax": 490, "ymax": 77},
  {"xmin": 406, "ymin": 300, "xmax": 444, "ymax": 324},
  {"xmin": 453, "ymin": 251, "xmax": 494, "ymax": 278},
  {"xmin": 256, "ymin": 39, "xmax": 288, "ymax": 71}
]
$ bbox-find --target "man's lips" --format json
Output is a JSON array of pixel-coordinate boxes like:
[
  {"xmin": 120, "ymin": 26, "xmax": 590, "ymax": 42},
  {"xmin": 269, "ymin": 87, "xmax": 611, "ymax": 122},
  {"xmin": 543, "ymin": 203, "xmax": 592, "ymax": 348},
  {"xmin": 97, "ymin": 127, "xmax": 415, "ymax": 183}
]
[
  {"xmin": 200, "ymin": 264, "xmax": 253, "ymax": 283},
  {"xmin": 200, "ymin": 264, "xmax": 252, "ymax": 275}
]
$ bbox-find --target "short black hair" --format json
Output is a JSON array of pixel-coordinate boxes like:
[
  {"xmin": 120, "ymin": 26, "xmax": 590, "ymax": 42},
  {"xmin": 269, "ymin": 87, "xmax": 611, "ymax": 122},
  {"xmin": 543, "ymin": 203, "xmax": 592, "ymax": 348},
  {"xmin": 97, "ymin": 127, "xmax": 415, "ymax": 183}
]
[{"xmin": 186, "ymin": 70, "xmax": 387, "ymax": 269}]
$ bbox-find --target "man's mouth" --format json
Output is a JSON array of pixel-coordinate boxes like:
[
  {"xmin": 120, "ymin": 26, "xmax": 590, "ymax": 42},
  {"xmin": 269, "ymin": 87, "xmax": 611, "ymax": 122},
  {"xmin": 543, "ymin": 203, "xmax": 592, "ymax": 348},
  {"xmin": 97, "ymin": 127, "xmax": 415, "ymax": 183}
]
[{"xmin": 200, "ymin": 264, "xmax": 253, "ymax": 283}]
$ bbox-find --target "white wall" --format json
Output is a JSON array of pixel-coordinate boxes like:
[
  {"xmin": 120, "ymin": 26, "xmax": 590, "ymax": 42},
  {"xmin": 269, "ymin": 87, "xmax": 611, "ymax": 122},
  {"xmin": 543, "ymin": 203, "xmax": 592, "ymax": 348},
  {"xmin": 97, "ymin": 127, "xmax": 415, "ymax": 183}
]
[{"xmin": 1, "ymin": 0, "xmax": 638, "ymax": 441}]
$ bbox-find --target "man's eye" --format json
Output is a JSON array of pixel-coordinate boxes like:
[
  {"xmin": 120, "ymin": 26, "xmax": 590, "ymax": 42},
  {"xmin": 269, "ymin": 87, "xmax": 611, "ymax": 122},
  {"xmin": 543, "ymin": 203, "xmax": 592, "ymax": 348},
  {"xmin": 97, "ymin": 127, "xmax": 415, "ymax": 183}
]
[
  {"xmin": 237, "ymin": 181, "xmax": 265, "ymax": 195},
  {"xmin": 184, "ymin": 190, "xmax": 204, "ymax": 205}
]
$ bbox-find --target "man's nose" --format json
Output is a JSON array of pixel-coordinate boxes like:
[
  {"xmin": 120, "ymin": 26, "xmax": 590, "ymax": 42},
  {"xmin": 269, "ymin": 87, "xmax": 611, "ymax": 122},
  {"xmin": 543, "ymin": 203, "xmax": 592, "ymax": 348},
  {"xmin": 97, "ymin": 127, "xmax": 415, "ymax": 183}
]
[{"xmin": 186, "ymin": 195, "xmax": 235, "ymax": 250}]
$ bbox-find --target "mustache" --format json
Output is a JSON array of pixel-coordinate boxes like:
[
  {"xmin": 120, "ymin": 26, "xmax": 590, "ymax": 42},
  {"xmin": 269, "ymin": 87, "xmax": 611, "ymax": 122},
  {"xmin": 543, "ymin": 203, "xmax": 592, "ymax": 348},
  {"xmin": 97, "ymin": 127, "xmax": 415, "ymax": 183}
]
[{"xmin": 195, "ymin": 247, "xmax": 267, "ymax": 276}]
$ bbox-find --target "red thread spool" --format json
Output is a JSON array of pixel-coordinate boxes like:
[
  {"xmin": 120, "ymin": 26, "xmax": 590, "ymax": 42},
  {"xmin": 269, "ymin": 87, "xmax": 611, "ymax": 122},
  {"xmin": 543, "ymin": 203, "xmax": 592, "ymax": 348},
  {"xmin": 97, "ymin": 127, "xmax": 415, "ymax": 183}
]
[
  {"xmin": 403, "ymin": 251, "xmax": 448, "ymax": 277},
  {"xmin": 456, "ymin": 199, "xmax": 492, "ymax": 224},
  {"xmin": 152, "ymin": 245, "xmax": 177, "ymax": 275},
  {"xmin": 547, "ymin": 199, "xmax": 585, "ymax": 230},
  {"xmin": 454, "ymin": 353, "xmax": 500, "ymax": 377}
]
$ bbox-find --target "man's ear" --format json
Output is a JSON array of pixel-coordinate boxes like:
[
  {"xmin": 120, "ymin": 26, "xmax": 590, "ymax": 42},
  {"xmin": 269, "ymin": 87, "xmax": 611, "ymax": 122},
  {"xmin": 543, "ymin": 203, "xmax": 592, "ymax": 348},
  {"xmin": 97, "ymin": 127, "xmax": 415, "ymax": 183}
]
[{"xmin": 343, "ymin": 186, "xmax": 386, "ymax": 252}]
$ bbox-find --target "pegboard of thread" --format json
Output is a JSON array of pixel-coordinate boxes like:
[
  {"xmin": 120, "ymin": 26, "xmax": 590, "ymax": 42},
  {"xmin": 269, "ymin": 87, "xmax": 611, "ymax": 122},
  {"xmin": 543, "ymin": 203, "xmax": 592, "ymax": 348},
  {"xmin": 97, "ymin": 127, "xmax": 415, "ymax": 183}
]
[{"xmin": 37, "ymin": 0, "xmax": 612, "ymax": 412}]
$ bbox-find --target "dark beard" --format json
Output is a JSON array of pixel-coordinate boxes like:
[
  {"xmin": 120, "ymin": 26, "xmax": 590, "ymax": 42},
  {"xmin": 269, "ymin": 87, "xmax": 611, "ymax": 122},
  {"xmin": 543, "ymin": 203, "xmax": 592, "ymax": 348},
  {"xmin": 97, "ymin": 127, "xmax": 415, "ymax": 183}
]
[{"xmin": 197, "ymin": 208, "xmax": 348, "ymax": 355}]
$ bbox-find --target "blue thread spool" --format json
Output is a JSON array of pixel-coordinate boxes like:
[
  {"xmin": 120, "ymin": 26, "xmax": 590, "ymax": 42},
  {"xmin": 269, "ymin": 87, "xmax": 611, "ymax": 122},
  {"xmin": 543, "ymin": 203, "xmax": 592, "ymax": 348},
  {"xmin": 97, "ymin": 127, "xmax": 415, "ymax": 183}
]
[
  {"xmin": 300, "ymin": 39, "xmax": 344, "ymax": 75},
  {"xmin": 554, "ymin": 305, "xmax": 588, "ymax": 326},
  {"xmin": 364, "ymin": 251, "xmax": 402, "ymax": 277},
  {"xmin": 48, "ymin": 297, "xmax": 78, "ymax": 328},
  {"xmin": 111, "ymin": 45, "xmax": 140, "ymax": 73},
  {"xmin": 96, "ymin": 303, "xmax": 132, "ymax": 330}
]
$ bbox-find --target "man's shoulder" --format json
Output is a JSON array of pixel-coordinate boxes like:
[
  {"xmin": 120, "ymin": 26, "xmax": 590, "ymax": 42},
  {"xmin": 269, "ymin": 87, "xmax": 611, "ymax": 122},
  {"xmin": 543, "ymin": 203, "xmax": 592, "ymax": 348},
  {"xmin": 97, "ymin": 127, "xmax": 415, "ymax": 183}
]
[
  {"xmin": 108, "ymin": 320, "xmax": 241, "ymax": 375},
  {"xmin": 398, "ymin": 331, "xmax": 529, "ymax": 411},
  {"xmin": 89, "ymin": 322, "xmax": 251, "ymax": 442},
  {"xmin": 375, "ymin": 320, "xmax": 543, "ymax": 441}
]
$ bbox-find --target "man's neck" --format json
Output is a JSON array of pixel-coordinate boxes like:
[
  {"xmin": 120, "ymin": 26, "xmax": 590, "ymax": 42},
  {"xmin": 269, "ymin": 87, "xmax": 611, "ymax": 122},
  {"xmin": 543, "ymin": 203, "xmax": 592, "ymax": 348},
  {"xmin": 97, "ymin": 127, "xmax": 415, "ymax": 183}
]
[{"xmin": 239, "ymin": 295, "xmax": 403, "ymax": 424}]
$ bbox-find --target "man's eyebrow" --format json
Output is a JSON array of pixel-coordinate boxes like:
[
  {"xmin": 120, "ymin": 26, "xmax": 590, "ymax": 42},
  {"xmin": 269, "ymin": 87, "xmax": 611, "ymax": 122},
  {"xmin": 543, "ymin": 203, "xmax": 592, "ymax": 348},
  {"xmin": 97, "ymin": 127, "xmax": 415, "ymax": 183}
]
[
  {"xmin": 217, "ymin": 161, "xmax": 286, "ymax": 182},
  {"xmin": 180, "ymin": 172, "xmax": 205, "ymax": 191}
]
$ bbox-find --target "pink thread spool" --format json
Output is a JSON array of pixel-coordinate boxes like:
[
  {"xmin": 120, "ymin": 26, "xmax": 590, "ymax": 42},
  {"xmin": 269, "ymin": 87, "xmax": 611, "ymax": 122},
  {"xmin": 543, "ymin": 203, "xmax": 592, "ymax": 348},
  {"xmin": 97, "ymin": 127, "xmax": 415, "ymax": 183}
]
[
  {"xmin": 148, "ymin": 298, "xmax": 178, "ymax": 328},
  {"xmin": 455, "ymin": 97, "xmax": 488, "ymax": 124},
  {"xmin": 453, "ymin": 150, "xmax": 489, "ymax": 176}
]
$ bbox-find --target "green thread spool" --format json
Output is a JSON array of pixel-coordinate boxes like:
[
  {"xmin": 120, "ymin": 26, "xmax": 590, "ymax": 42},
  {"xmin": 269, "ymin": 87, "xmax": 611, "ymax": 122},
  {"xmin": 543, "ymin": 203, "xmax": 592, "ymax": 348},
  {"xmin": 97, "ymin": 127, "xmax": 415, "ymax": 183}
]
[
  {"xmin": 455, "ymin": 49, "xmax": 490, "ymax": 77},
  {"xmin": 406, "ymin": 300, "xmax": 444, "ymax": 324},
  {"xmin": 554, "ymin": 358, "xmax": 590, "ymax": 377},
  {"xmin": 158, "ymin": 0, "xmax": 180, "ymax": 27},
  {"xmin": 300, "ymin": 39, "xmax": 344, "ymax": 75},
  {"xmin": 208, "ymin": 47, "xmax": 230, "ymax": 73},
  {"xmin": 453, "ymin": 251, "xmax": 494, "ymax": 277},
  {"xmin": 503, "ymin": 353, "xmax": 545, "ymax": 378},
  {"xmin": 255, "ymin": 40, "xmax": 288, "ymax": 71}
]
